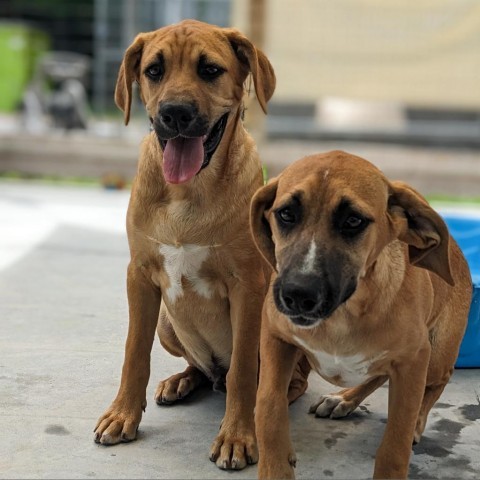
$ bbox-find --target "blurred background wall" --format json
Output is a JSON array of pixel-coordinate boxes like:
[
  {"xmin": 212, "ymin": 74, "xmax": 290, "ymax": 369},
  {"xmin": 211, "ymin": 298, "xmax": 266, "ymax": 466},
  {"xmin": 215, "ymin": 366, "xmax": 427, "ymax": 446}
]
[
  {"xmin": 0, "ymin": 0, "xmax": 479, "ymax": 191},
  {"xmin": 0, "ymin": 0, "xmax": 231, "ymax": 115},
  {"xmin": 2, "ymin": 0, "xmax": 479, "ymax": 115},
  {"xmin": 236, "ymin": 0, "xmax": 480, "ymax": 110},
  {"xmin": 234, "ymin": 0, "xmax": 480, "ymax": 145}
]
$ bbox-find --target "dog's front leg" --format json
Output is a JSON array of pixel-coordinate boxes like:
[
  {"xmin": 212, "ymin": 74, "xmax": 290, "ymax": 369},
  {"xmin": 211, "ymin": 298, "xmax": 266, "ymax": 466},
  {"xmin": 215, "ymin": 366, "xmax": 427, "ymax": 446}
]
[
  {"xmin": 209, "ymin": 284, "xmax": 263, "ymax": 470},
  {"xmin": 256, "ymin": 324, "xmax": 299, "ymax": 480},
  {"xmin": 94, "ymin": 262, "xmax": 161, "ymax": 445},
  {"xmin": 373, "ymin": 344, "xmax": 431, "ymax": 479}
]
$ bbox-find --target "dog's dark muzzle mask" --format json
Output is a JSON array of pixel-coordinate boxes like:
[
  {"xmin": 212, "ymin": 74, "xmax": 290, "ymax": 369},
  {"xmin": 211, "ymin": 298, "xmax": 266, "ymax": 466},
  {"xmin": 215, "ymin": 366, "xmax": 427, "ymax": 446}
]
[
  {"xmin": 273, "ymin": 251, "xmax": 358, "ymax": 328},
  {"xmin": 152, "ymin": 101, "xmax": 228, "ymax": 184}
]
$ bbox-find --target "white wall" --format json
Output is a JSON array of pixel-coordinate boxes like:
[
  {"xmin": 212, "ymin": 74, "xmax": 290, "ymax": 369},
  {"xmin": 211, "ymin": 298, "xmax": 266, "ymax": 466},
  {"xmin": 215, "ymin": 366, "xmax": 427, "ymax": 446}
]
[{"xmin": 234, "ymin": 0, "xmax": 480, "ymax": 110}]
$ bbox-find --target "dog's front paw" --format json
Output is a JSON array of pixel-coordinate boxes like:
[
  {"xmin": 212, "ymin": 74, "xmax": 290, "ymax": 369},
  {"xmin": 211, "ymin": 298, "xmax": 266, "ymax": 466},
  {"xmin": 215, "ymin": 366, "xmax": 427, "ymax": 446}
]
[
  {"xmin": 259, "ymin": 450, "xmax": 296, "ymax": 480},
  {"xmin": 94, "ymin": 400, "xmax": 144, "ymax": 445},
  {"xmin": 309, "ymin": 393, "xmax": 357, "ymax": 419},
  {"xmin": 209, "ymin": 424, "xmax": 258, "ymax": 470}
]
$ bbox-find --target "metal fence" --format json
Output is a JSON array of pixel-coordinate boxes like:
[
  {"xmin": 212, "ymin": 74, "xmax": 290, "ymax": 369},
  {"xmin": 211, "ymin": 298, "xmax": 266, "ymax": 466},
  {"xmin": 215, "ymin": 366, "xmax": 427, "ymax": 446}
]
[{"xmin": 93, "ymin": 0, "xmax": 232, "ymax": 113}]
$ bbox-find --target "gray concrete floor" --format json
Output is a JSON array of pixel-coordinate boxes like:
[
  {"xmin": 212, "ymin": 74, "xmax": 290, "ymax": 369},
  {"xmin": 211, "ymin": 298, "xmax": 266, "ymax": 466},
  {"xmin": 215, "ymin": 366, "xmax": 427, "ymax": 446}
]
[{"xmin": 0, "ymin": 181, "xmax": 479, "ymax": 479}]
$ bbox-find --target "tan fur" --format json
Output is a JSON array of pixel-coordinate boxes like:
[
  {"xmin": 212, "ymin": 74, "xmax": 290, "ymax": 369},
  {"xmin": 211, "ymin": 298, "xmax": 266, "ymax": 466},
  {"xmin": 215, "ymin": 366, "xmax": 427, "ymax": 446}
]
[
  {"xmin": 251, "ymin": 151, "xmax": 472, "ymax": 479},
  {"xmin": 94, "ymin": 20, "xmax": 276, "ymax": 470}
]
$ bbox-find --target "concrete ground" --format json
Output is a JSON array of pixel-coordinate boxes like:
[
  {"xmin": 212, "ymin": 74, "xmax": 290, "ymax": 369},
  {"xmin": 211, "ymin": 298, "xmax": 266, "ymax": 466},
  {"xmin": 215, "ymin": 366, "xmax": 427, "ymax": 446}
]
[{"xmin": 0, "ymin": 180, "xmax": 479, "ymax": 479}]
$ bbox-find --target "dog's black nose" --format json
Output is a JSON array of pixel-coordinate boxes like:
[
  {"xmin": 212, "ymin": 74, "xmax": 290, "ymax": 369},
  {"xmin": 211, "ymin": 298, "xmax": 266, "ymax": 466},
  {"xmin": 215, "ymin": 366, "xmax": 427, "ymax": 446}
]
[
  {"xmin": 280, "ymin": 277, "xmax": 320, "ymax": 316},
  {"xmin": 159, "ymin": 102, "xmax": 196, "ymax": 131}
]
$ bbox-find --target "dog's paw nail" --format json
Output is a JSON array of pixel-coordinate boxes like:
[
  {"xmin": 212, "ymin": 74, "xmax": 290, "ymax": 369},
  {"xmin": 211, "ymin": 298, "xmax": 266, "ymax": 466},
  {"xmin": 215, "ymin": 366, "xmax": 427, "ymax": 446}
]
[
  {"xmin": 247, "ymin": 455, "xmax": 254, "ymax": 465},
  {"xmin": 220, "ymin": 460, "xmax": 229, "ymax": 470}
]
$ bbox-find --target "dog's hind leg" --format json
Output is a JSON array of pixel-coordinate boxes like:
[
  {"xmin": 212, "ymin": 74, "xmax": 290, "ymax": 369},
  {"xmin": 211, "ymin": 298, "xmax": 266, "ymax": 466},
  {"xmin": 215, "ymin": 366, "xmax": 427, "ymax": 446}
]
[
  {"xmin": 414, "ymin": 301, "xmax": 469, "ymax": 444},
  {"xmin": 156, "ymin": 302, "xmax": 186, "ymax": 358},
  {"xmin": 310, "ymin": 375, "xmax": 387, "ymax": 419},
  {"xmin": 155, "ymin": 366, "xmax": 208, "ymax": 404},
  {"xmin": 154, "ymin": 304, "xmax": 208, "ymax": 405},
  {"xmin": 413, "ymin": 328, "xmax": 456, "ymax": 444},
  {"xmin": 287, "ymin": 352, "xmax": 311, "ymax": 404},
  {"xmin": 413, "ymin": 379, "xmax": 450, "ymax": 444}
]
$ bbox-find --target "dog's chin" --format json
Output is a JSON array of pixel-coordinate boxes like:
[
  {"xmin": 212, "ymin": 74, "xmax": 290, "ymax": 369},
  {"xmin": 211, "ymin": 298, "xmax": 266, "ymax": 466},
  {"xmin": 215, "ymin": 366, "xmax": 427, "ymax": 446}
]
[
  {"xmin": 274, "ymin": 293, "xmax": 354, "ymax": 329},
  {"xmin": 156, "ymin": 112, "xmax": 229, "ymax": 171}
]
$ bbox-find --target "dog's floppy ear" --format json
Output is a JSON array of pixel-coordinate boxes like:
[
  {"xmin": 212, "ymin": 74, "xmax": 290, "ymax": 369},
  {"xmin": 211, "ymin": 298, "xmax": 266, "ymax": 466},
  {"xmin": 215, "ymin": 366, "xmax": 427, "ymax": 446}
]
[
  {"xmin": 224, "ymin": 29, "xmax": 276, "ymax": 114},
  {"xmin": 115, "ymin": 34, "xmax": 146, "ymax": 125},
  {"xmin": 388, "ymin": 181, "xmax": 454, "ymax": 285},
  {"xmin": 250, "ymin": 178, "xmax": 279, "ymax": 270}
]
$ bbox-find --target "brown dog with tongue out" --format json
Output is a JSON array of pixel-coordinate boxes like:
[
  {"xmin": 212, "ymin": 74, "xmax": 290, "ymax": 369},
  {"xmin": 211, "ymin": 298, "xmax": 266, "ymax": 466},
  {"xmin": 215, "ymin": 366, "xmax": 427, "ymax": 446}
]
[{"xmin": 93, "ymin": 19, "xmax": 287, "ymax": 471}]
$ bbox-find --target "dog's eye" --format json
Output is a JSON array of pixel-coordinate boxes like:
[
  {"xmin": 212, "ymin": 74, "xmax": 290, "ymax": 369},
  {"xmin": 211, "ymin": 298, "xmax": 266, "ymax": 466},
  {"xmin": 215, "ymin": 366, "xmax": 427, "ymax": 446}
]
[
  {"xmin": 205, "ymin": 66, "xmax": 219, "ymax": 75},
  {"xmin": 333, "ymin": 199, "xmax": 372, "ymax": 240},
  {"xmin": 344, "ymin": 216, "xmax": 364, "ymax": 229},
  {"xmin": 275, "ymin": 195, "xmax": 302, "ymax": 232},
  {"xmin": 145, "ymin": 64, "xmax": 163, "ymax": 80},
  {"xmin": 198, "ymin": 63, "xmax": 224, "ymax": 80},
  {"xmin": 277, "ymin": 207, "xmax": 296, "ymax": 224},
  {"xmin": 340, "ymin": 215, "xmax": 371, "ymax": 238}
]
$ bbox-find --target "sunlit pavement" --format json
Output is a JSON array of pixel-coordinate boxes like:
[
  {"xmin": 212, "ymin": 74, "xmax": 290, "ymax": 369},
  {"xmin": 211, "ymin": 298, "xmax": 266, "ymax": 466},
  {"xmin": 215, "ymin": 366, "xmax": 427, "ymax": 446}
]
[{"xmin": 0, "ymin": 180, "xmax": 479, "ymax": 479}]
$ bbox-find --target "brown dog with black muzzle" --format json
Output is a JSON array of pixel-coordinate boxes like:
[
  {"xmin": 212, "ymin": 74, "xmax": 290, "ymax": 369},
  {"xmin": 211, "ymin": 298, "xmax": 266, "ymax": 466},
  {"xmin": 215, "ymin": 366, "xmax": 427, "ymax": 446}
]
[
  {"xmin": 251, "ymin": 151, "xmax": 472, "ymax": 479},
  {"xmin": 93, "ymin": 20, "xmax": 277, "ymax": 470}
]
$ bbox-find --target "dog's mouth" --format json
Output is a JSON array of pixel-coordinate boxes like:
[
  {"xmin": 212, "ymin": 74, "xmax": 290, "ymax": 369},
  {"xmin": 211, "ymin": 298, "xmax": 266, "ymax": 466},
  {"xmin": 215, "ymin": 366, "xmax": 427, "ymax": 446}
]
[
  {"xmin": 158, "ymin": 113, "xmax": 229, "ymax": 184},
  {"xmin": 282, "ymin": 283, "xmax": 357, "ymax": 329},
  {"xmin": 288, "ymin": 314, "xmax": 325, "ymax": 329},
  {"xmin": 273, "ymin": 289, "xmax": 330, "ymax": 329}
]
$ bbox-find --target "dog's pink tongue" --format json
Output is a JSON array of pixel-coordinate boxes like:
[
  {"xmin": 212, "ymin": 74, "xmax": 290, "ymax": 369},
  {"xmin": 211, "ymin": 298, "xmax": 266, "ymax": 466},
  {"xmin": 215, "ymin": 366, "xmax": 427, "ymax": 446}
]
[{"xmin": 163, "ymin": 137, "xmax": 204, "ymax": 184}]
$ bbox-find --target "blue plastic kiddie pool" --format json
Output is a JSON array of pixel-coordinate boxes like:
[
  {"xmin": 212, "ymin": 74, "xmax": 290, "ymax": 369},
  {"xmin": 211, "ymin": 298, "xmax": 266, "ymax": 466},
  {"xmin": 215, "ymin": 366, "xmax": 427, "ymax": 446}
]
[{"xmin": 440, "ymin": 211, "xmax": 480, "ymax": 368}]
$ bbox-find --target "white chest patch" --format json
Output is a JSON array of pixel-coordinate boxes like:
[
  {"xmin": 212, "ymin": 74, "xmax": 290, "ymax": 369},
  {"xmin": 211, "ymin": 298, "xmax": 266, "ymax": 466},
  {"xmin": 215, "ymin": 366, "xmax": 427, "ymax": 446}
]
[
  {"xmin": 293, "ymin": 336, "xmax": 381, "ymax": 387},
  {"xmin": 159, "ymin": 243, "xmax": 212, "ymax": 302}
]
